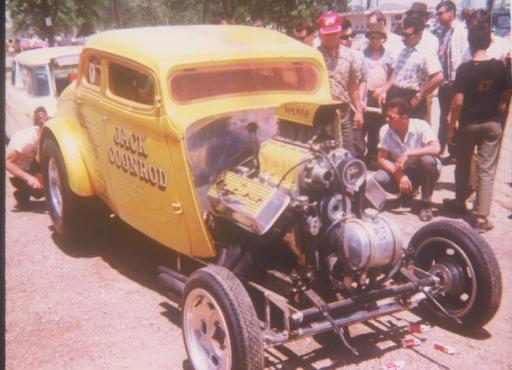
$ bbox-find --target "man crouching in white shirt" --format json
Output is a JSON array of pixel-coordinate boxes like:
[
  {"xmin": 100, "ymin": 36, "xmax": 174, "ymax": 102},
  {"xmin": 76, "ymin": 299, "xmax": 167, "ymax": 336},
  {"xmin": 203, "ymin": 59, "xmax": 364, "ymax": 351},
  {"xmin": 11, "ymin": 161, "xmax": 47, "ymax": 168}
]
[
  {"xmin": 6, "ymin": 109, "xmax": 48, "ymax": 208},
  {"xmin": 373, "ymin": 97, "xmax": 441, "ymax": 221}
]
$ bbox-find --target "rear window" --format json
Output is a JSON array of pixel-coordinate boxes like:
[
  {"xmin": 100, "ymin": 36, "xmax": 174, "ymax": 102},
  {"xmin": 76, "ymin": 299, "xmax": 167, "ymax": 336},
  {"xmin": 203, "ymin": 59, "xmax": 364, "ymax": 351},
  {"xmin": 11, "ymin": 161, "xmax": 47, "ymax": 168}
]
[{"xmin": 170, "ymin": 62, "xmax": 320, "ymax": 103}]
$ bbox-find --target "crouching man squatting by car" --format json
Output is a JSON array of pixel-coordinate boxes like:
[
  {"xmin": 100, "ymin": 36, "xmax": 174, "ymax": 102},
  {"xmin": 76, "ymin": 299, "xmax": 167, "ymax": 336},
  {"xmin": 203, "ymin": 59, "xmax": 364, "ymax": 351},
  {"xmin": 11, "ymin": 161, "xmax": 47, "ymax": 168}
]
[
  {"xmin": 373, "ymin": 97, "xmax": 441, "ymax": 221},
  {"xmin": 6, "ymin": 109, "xmax": 48, "ymax": 208}
]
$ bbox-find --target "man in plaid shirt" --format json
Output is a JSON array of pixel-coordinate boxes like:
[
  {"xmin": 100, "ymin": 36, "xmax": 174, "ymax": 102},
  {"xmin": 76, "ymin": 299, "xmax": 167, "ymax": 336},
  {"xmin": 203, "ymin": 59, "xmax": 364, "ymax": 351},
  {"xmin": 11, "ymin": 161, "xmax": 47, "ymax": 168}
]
[
  {"xmin": 381, "ymin": 15, "xmax": 444, "ymax": 121},
  {"xmin": 317, "ymin": 11, "xmax": 364, "ymax": 157}
]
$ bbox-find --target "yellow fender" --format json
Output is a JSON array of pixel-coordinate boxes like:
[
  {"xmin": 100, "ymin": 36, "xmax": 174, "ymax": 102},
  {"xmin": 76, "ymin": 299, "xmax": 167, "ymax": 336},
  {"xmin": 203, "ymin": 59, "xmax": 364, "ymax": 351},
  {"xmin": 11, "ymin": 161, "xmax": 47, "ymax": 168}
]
[{"xmin": 41, "ymin": 117, "xmax": 93, "ymax": 196}]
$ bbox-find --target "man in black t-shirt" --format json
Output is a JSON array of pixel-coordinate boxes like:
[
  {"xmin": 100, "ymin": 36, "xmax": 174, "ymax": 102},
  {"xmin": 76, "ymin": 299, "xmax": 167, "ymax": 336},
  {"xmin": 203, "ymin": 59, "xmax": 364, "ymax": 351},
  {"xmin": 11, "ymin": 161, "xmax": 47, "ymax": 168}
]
[{"xmin": 444, "ymin": 26, "xmax": 510, "ymax": 232}]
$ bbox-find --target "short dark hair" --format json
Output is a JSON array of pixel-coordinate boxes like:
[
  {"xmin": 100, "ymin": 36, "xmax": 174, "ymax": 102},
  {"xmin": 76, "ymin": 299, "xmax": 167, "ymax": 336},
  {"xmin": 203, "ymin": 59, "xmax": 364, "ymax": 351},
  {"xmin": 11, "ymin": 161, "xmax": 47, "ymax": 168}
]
[
  {"xmin": 467, "ymin": 9, "xmax": 491, "ymax": 31},
  {"xmin": 386, "ymin": 97, "xmax": 411, "ymax": 116},
  {"xmin": 468, "ymin": 28, "xmax": 492, "ymax": 51},
  {"xmin": 436, "ymin": 1, "xmax": 456, "ymax": 14},
  {"xmin": 367, "ymin": 10, "xmax": 387, "ymax": 26},
  {"xmin": 341, "ymin": 18, "xmax": 352, "ymax": 31},
  {"xmin": 294, "ymin": 20, "xmax": 314, "ymax": 36},
  {"xmin": 403, "ymin": 15, "xmax": 425, "ymax": 34},
  {"xmin": 34, "ymin": 107, "xmax": 47, "ymax": 126}
]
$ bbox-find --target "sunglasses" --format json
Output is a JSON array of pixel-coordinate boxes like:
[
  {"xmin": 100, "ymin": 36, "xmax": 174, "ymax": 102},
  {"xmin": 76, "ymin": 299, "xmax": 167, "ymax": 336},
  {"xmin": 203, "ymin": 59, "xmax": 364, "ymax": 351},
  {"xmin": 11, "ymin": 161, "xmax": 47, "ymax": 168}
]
[
  {"xmin": 401, "ymin": 31, "xmax": 418, "ymax": 39},
  {"xmin": 340, "ymin": 33, "xmax": 353, "ymax": 40}
]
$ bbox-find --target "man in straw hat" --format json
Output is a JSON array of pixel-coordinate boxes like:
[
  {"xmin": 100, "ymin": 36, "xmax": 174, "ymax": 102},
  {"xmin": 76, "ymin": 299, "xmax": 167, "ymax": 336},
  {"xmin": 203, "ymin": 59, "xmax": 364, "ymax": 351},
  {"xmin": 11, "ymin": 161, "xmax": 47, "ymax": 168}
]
[
  {"xmin": 405, "ymin": 2, "xmax": 439, "ymax": 57},
  {"xmin": 362, "ymin": 22, "xmax": 394, "ymax": 169},
  {"xmin": 380, "ymin": 14, "xmax": 444, "ymax": 121}
]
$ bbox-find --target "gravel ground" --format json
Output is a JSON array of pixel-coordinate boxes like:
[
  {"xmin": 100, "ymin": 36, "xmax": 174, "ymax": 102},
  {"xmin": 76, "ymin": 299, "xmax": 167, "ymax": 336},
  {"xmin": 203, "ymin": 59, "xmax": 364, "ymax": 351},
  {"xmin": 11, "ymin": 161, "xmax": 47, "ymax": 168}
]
[{"xmin": 5, "ymin": 164, "xmax": 512, "ymax": 370}]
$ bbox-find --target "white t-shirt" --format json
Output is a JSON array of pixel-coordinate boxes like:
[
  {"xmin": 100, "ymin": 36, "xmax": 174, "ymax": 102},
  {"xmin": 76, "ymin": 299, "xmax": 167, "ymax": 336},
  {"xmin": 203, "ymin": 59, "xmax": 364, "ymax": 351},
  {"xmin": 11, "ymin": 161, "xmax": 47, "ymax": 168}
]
[
  {"xmin": 7, "ymin": 126, "xmax": 39, "ymax": 171},
  {"xmin": 378, "ymin": 118, "xmax": 439, "ymax": 164}
]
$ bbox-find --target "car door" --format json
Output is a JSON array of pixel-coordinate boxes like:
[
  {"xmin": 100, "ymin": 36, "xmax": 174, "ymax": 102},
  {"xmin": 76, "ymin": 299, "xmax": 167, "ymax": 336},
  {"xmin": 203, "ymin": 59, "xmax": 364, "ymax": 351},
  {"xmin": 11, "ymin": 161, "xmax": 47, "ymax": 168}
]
[
  {"xmin": 74, "ymin": 52, "xmax": 112, "ymax": 204},
  {"xmin": 101, "ymin": 58, "xmax": 190, "ymax": 253}
]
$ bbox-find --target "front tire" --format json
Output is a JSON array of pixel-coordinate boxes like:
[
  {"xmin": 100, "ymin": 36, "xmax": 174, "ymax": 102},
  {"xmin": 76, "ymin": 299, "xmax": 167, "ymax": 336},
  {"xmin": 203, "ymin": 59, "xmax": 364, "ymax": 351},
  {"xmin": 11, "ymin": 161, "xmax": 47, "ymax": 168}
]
[
  {"xmin": 408, "ymin": 220, "xmax": 502, "ymax": 327},
  {"xmin": 41, "ymin": 137, "xmax": 86, "ymax": 242},
  {"xmin": 182, "ymin": 265, "xmax": 264, "ymax": 370}
]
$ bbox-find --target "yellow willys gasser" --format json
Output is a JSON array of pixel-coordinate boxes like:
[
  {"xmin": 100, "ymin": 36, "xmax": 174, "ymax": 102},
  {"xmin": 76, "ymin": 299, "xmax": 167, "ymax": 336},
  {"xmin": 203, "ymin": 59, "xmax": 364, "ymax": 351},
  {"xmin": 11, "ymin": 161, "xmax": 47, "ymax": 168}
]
[{"xmin": 40, "ymin": 26, "xmax": 502, "ymax": 370}]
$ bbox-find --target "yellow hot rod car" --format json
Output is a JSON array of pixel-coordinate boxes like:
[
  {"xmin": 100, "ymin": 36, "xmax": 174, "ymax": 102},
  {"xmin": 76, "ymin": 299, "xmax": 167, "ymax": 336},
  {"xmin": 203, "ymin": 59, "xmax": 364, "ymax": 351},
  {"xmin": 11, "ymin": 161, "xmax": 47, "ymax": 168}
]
[{"xmin": 41, "ymin": 26, "xmax": 501, "ymax": 370}]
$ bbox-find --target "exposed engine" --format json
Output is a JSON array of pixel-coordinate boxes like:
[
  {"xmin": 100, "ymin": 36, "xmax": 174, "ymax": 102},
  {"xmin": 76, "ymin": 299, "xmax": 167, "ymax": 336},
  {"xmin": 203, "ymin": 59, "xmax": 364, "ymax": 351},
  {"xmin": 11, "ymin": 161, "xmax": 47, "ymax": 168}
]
[{"xmin": 206, "ymin": 102, "xmax": 404, "ymax": 294}]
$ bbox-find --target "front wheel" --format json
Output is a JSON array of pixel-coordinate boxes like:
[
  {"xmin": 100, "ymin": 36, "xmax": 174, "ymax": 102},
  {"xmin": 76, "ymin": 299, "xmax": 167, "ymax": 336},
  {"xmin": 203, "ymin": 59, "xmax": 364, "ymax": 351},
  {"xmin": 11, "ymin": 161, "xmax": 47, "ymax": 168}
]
[
  {"xmin": 182, "ymin": 265, "xmax": 264, "ymax": 370},
  {"xmin": 41, "ymin": 137, "xmax": 87, "ymax": 242},
  {"xmin": 408, "ymin": 220, "xmax": 502, "ymax": 327}
]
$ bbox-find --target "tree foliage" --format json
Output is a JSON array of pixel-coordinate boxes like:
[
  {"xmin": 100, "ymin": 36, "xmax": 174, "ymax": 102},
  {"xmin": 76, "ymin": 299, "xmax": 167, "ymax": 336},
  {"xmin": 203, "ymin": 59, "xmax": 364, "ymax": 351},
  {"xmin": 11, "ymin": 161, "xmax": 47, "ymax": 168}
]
[
  {"xmin": 7, "ymin": 0, "xmax": 108, "ymax": 44},
  {"xmin": 7, "ymin": 0, "xmax": 351, "ymax": 42}
]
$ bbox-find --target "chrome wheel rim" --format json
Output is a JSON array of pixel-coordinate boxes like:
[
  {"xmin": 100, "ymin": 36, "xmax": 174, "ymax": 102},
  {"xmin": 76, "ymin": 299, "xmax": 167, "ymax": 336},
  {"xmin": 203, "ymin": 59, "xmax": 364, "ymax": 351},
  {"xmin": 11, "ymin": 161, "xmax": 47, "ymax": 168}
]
[
  {"xmin": 183, "ymin": 288, "xmax": 232, "ymax": 370},
  {"xmin": 415, "ymin": 236, "xmax": 477, "ymax": 318},
  {"xmin": 48, "ymin": 158, "xmax": 63, "ymax": 220}
]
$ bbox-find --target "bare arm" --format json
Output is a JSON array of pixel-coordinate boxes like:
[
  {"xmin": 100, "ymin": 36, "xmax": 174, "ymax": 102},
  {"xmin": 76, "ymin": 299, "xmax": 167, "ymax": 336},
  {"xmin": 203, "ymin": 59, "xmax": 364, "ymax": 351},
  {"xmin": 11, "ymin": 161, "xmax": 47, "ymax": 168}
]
[
  {"xmin": 406, "ymin": 140, "xmax": 441, "ymax": 158},
  {"xmin": 416, "ymin": 72, "xmax": 444, "ymax": 101},
  {"xmin": 348, "ymin": 78, "xmax": 364, "ymax": 127},
  {"xmin": 447, "ymin": 92, "xmax": 464, "ymax": 146},
  {"xmin": 6, "ymin": 149, "xmax": 43, "ymax": 189},
  {"xmin": 377, "ymin": 148, "xmax": 400, "ymax": 177},
  {"xmin": 377, "ymin": 70, "xmax": 395, "ymax": 107}
]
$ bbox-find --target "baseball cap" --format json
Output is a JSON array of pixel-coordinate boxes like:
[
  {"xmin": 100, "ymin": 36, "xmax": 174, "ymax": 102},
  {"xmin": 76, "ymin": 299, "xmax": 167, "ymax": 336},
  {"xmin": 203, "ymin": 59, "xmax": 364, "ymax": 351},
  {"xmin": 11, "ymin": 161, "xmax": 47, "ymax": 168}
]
[{"xmin": 318, "ymin": 12, "xmax": 342, "ymax": 34}]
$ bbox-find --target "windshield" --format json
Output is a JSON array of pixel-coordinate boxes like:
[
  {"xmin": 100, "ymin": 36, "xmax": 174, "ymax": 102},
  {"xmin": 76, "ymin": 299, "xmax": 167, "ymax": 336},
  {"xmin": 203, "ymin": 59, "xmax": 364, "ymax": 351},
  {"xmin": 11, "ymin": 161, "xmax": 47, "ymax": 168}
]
[
  {"xmin": 51, "ymin": 56, "xmax": 79, "ymax": 96},
  {"xmin": 185, "ymin": 108, "xmax": 278, "ymax": 210},
  {"xmin": 30, "ymin": 66, "xmax": 50, "ymax": 97},
  {"xmin": 170, "ymin": 62, "xmax": 320, "ymax": 103}
]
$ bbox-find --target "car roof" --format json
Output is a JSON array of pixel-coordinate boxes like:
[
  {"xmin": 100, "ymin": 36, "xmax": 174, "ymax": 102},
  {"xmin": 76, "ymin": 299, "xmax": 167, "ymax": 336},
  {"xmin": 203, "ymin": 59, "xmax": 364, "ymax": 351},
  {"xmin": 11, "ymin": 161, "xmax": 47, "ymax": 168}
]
[
  {"xmin": 15, "ymin": 46, "xmax": 83, "ymax": 66},
  {"xmin": 84, "ymin": 25, "xmax": 321, "ymax": 70}
]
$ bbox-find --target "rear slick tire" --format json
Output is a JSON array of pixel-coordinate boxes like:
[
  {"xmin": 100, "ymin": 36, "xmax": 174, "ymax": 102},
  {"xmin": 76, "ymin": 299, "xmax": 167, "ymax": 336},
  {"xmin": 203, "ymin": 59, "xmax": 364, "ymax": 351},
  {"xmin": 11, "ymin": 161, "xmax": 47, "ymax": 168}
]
[{"xmin": 182, "ymin": 265, "xmax": 264, "ymax": 370}]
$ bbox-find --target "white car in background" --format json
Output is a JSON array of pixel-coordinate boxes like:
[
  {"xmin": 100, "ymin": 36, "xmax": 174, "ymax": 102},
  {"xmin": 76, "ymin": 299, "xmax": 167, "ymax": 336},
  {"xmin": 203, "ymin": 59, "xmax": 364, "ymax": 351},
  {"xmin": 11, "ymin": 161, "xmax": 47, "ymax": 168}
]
[{"xmin": 6, "ymin": 46, "xmax": 82, "ymax": 139}]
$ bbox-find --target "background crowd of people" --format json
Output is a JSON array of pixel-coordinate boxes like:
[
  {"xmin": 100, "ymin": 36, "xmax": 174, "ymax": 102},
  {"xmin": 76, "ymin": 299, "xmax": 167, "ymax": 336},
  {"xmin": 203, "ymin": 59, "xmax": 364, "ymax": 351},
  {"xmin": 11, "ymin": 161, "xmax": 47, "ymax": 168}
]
[
  {"xmin": 291, "ymin": 1, "xmax": 511, "ymax": 230},
  {"xmin": 5, "ymin": 1, "xmax": 511, "ymax": 233}
]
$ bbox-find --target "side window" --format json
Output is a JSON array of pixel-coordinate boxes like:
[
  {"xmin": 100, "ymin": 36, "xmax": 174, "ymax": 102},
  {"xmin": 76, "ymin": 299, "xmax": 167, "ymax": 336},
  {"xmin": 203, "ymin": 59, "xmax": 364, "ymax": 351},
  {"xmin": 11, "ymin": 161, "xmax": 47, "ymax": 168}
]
[
  {"xmin": 86, "ymin": 55, "xmax": 102, "ymax": 86},
  {"xmin": 109, "ymin": 62, "xmax": 155, "ymax": 105},
  {"xmin": 21, "ymin": 65, "xmax": 33, "ymax": 95},
  {"xmin": 31, "ymin": 66, "xmax": 50, "ymax": 97}
]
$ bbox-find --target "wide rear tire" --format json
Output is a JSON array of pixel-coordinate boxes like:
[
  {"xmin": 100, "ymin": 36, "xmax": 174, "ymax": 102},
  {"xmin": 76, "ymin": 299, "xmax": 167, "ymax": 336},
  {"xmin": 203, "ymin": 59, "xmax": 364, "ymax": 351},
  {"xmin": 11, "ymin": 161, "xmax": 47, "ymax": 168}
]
[
  {"xmin": 182, "ymin": 265, "xmax": 264, "ymax": 370},
  {"xmin": 408, "ymin": 220, "xmax": 502, "ymax": 327}
]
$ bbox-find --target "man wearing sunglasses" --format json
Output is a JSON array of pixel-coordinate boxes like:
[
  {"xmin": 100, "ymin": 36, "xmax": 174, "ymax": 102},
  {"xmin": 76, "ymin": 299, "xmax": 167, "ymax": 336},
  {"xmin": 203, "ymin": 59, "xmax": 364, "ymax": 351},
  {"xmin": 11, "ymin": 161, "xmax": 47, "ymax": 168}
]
[
  {"xmin": 374, "ymin": 97, "xmax": 441, "ymax": 221},
  {"xmin": 317, "ymin": 12, "xmax": 364, "ymax": 157},
  {"xmin": 404, "ymin": 2, "xmax": 439, "ymax": 58},
  {"xmin": 380, "ymin": 15, "xmax": 444, "ymax": 121},
  {"xmin": 432, "ymin": 1, "xmax": 468, "ymax": 164}
]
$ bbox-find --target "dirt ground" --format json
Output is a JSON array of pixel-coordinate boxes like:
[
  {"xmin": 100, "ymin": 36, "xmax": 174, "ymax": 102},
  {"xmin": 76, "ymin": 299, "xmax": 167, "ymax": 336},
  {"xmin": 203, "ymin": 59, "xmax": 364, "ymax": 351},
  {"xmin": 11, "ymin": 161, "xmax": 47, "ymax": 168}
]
[{"xmin": 5, "ymin": 163, "xmax": 512, "ymax": 370}]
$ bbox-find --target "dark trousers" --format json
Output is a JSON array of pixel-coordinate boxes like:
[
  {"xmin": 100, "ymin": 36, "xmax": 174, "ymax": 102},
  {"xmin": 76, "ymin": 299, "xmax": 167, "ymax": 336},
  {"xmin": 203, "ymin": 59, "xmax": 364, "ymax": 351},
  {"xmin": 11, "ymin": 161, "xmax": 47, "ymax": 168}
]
[
  {"xmin": 438, "ymin": 82, "xmax": 455, "ymax": 156},
  {"xmin": 363, "ymin": 91, "xmax": 385, "ymax": 161},
  {"xmin": 9, "ymin": 162, "xmax": 44, "ymax": 202},
  {"xmin": 455, "ymin": 121, "xmax": 502, "ymax": 217},
  {"xmin": 388, "ymin": 86, "xmax": 427, "ymax": 121},
  {"xmin": 340, "ymin": 107, "xmax": 366, "ymax": 159},
  {"xmin": 373, "ymin": 155, "xmax": 440, "ymax": 202}
]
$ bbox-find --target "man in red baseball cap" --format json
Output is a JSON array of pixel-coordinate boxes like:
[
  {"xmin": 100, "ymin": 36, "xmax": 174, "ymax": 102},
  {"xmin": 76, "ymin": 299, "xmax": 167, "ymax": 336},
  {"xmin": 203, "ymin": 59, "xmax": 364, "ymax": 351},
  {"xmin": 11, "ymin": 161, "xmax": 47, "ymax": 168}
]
[{"xmin": 317, "ymin": 11, "xmax": 364, "ymax": 157}]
